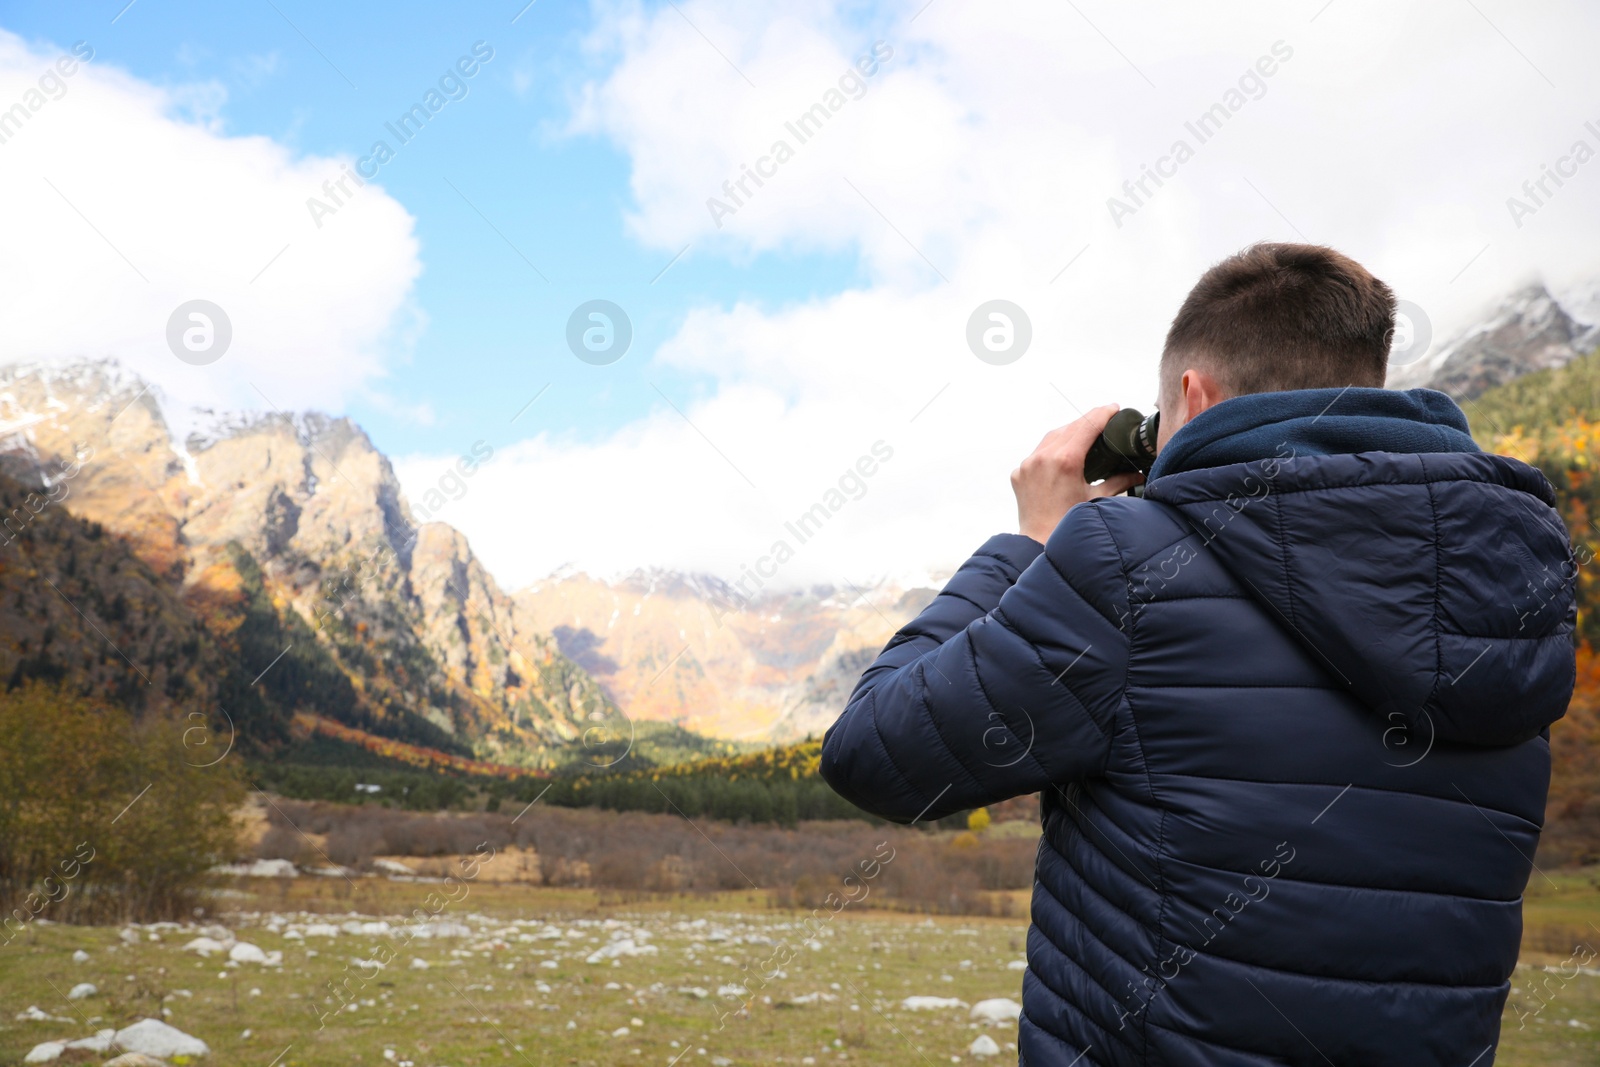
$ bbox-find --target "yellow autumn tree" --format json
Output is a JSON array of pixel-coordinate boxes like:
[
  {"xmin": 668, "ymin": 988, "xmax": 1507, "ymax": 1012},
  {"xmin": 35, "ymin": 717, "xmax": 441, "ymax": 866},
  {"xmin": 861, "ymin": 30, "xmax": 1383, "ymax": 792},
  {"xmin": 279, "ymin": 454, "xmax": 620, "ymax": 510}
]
[{"xmin": 0, "ymin": 681, "xmax": 243, "ymax": 927}]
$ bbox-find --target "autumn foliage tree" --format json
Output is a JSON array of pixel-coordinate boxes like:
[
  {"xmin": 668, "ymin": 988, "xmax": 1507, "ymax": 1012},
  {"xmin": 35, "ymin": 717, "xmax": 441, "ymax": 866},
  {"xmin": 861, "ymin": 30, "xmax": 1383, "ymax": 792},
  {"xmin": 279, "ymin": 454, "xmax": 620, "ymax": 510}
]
[{"xmin": 0, "ymin": 681, "xmax": 243, "ymax": 927}]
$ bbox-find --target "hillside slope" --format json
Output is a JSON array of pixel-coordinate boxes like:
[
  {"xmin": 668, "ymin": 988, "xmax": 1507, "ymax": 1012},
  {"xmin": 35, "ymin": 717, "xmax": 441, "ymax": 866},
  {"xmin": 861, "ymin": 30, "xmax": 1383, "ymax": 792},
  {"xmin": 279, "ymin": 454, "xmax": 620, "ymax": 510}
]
[
  {"xmin": 513, "ymin": 570, "xmax": 936, "ymax": 741},
  {"xmin": 1465, "ymin": 348, "xmax": 1600, "ymax": 863},
  {"xmin": 0, "ymin": 360, "xmax": 620, "ymax": 767}
]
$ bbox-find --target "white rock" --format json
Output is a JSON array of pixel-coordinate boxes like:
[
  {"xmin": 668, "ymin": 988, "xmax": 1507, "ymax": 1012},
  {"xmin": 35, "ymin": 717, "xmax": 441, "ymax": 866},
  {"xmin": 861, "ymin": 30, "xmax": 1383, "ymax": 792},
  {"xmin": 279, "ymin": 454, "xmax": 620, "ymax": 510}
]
[
  {"xmin": 22, "ymin": 1041, "xmax": 64, "ymax": 1063},
  {"xmin": 969, "ymin": 1034, "xmax": 1002, "ymax": 1057},
  {"xmin": 409, "ymin": 920, "xmax": 471, "ymax": 939},
  {"xmin": 1007, "ymin": 959, "xmax": 1029, "ymax": 971},
  {"xmin": 182, "ymin": 936, "xmax": 230, "ymax": 957},
  {"xmin": 66, "ymin": 982, "xmax": 97, "ymax": 999},
  {"xmin": 302, "ymin": 923, "xmax": 340, "ymax": 937},
  {"xmin": 118, "ymin": 928, "xmax": 141, "ymax": 945},
  {"xmin": 112, "ymin": 1019, "xmax": 210, "ymax": 1058},
  {"xmin": 612, "ymin": 1026, "xmax": 630, "ymax": 1037},
  {"xmin": 228, "ymin": 942, "xmax": 268, "ymax": 964},
  {"xmin": 900, "ymin": 996, "xmax": 968, "ymax": 1011},
  {"xmin": 410, "ymin": 958, "xmax": 430, "ymax": 970},
  {"xmin": 64, "ymin": 1030, "xmax": 115, "ymax": 1052},
  {"xmin": 71, "ymin": 950, "xmax": 90, "ymax": 963},
  {"xmin": 15, "ymin": 1006, "xmax": 67, "ymax": 1022},
  {"xmin": 210, "ymin": 858, "xmax": 297, "ymax": 878},
  {"xmin": 677, "ymin": 987, "xmax": 709, "ymax": 999},
  {"xmin": 373, "ymin": 859, "xmax": 416, "ymax": 875},
  {"xmin": 584, "ymin": 937, "xmax": 658, "ymax": 964},
  {"xmin": 539, "ymin": 960, "xmax": 559, "ymax": 969},
  {"xmin": 970, "ymin": 998, "xmax": 1023, "ymax": 1025}
]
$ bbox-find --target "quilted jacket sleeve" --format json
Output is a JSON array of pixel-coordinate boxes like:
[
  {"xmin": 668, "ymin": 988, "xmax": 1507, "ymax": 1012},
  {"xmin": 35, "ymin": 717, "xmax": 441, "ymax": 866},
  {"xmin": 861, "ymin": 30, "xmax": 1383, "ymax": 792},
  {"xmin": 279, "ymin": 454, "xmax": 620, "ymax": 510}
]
[{"xmin": 820, "ymin": 503, "xmax": 1132, "ymax": 824}]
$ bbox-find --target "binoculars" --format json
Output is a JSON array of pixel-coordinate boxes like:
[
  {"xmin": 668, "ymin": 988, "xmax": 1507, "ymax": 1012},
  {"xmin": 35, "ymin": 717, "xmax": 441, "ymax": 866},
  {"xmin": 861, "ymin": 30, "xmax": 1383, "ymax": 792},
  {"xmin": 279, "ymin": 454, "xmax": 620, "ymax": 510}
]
[{"xmin": 1083, "ymin": 408, "xmax": 1160, "ymax": 485}]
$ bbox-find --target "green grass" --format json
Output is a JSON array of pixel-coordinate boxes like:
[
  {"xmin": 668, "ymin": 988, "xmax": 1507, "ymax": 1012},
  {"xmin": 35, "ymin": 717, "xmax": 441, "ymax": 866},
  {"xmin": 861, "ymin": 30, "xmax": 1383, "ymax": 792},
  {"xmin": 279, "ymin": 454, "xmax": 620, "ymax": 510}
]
[{"xmin": 1, "ymin": 872, "xmax": 1598, "ymax": 1066}]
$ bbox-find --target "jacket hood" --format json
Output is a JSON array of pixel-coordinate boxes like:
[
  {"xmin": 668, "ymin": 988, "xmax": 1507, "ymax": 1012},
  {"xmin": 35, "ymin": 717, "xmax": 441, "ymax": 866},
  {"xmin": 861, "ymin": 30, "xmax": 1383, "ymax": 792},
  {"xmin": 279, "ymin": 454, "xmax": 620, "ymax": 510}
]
[{"xmin": 1144, "ymin": 388, "xmax": 1576, "ymax": 747}]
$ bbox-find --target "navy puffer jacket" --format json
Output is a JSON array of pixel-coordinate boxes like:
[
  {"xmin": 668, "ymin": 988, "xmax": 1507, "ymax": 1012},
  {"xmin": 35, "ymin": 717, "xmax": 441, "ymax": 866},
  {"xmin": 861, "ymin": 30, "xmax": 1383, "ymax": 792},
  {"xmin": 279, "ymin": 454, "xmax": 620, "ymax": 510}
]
[{"xmin": 821, "ymin": 388, "xmax": 1576, "ymax": 1066}]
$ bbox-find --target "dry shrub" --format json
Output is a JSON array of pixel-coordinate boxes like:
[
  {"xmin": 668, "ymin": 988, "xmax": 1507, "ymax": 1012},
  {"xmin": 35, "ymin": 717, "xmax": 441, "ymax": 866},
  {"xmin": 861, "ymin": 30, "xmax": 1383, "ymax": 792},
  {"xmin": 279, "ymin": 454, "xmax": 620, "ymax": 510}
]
[
  {"xmin": 259, "ymin": 797, "xmax": 1040, "ymax": 915},
  {"xmin": 0, "ymin": 681, "xmax": 244, "ymax": 925}
]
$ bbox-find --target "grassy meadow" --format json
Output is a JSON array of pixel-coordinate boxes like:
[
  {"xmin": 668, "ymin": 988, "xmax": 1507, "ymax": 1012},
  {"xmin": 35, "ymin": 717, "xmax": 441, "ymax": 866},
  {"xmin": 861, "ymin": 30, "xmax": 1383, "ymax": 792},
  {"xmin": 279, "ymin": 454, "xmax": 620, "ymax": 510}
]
[{"xmin": 0, "ymin": 858, "xmax": 1598, "ymax": 1066}]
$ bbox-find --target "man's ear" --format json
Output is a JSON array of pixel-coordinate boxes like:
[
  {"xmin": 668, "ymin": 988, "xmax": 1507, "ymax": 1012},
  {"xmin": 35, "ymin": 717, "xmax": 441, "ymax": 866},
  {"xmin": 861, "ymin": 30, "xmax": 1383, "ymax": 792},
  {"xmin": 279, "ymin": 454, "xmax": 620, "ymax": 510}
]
[{"xmin": 1180, "ymin": 367, "xmax": 1228, "ymax": 423}]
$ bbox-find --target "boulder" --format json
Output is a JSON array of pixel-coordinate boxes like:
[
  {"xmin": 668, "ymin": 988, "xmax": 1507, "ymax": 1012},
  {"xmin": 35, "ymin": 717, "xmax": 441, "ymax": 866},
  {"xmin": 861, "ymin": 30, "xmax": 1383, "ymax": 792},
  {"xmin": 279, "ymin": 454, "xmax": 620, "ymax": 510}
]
[
  {"xmin": 111, "ymin": 1019, "xmax": 209, "ymax": 1058},
  {"xmin": 227, "ymin": 942, "xmax": 267, "ymax": 964},
  {"xmin": 969, "ymin": 1034, "xmax": 1002, "ymax": 1057},
  {"xmin": 181, "ymin": 936, "xmax": 230, "ymax": 957},
  {"xmin": 899, "ymin": 996, "xmax": 968, "ymax": 1011},
  {"xmin": 970, "ymin": 998, "xmax": 1022, "ymax": 1024}
]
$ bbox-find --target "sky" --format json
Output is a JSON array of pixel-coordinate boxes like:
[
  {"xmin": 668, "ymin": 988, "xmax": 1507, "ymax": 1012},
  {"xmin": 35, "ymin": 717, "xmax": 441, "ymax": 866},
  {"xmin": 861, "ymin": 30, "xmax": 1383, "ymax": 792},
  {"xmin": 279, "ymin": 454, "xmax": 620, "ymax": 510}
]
[{"xmin": 1, "ymin": 0, "xmax": 1598, "ymax": 591}]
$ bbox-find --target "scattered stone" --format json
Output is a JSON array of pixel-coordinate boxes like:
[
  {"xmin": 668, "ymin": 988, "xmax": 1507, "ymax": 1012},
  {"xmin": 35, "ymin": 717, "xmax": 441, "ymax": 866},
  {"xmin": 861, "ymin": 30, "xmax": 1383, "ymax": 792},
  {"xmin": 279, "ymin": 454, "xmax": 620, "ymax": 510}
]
[
  {"xmin": 22, "ymin": 1041, "xmax": 64, "ymax": 1063},
  {"xmin": 105, "ymin": 1055, "xmax": 172, "ymax": 1067},
  {"xmin": 210, "ymin": 858, "xmax": 297, "ymax": 878},
  {"xmin": 71, "ymin": 950, "xmax": 90, "ymax": 963},
  {"xmin": 181, "ymin": 937, "xmax": 230, "ymax": 957},
  {"xmin": 900, "ymin": 996, "xmax": 968, "ymax": 1011},
  {"xmin": 409, "ymin": 958, "xmax": 429, "ymax": 970},
  {"xmin": 228, "ymin": 942, "xmax": 267, "ymax": 964},
  {"xmin": 112, "ymin": 1019, "xmax": 209, "ymax": 1058},
  {"xmin": 374, "ymin": 858, "xmax": 416, "ymax": 876},
  {"xmin": 969, "ymin": 1034, "xmax": 1002, "ymax": 1057},
  {"xmin": 66, "ymin": 983, "xmax": 97, "ymax": 1000},
  {"xmin": 970, "ymin": 998, "xmax": 1022, "ymax": 1025},
  {"xmin": 64, "ymin": 1031, "xmax": 114, "ymax": 1053}
]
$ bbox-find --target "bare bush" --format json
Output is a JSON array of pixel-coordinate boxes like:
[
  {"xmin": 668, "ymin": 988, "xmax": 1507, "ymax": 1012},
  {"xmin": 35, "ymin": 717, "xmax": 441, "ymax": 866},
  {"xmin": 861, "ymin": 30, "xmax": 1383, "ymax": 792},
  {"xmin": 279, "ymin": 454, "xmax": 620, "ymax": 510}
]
[{"xmin": 264, "ymin": 797, "xmax": 1036, "ymax": 914}]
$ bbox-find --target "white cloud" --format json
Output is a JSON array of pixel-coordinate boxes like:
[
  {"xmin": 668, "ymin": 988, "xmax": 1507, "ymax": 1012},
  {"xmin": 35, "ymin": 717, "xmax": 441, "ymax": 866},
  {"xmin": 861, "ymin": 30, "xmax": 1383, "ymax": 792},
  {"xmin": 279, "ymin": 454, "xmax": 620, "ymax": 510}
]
[
  {"xmin": 425, "ymin": 0, "xmax": 1600, "ymax": 591},
  {"xmin": 0, "ymin": 30, "xmax": 420, "ymax": 432}
]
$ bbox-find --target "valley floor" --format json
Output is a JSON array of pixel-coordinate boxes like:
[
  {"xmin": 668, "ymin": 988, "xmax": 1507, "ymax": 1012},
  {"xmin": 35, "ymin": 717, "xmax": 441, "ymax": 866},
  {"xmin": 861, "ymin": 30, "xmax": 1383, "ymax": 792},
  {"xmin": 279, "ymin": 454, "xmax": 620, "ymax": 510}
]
[{"xmin": 0, "ymin": 874, "xmax": 1596, "ymax": 1066}]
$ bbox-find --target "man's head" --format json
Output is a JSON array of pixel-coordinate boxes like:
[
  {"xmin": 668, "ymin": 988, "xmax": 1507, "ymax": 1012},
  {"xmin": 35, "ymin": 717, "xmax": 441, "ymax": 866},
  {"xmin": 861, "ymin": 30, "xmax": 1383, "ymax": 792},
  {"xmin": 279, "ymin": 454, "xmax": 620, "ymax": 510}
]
[{"xmin": 1155, "ymin": 243, "xmax": 1396, "ymax": 449}]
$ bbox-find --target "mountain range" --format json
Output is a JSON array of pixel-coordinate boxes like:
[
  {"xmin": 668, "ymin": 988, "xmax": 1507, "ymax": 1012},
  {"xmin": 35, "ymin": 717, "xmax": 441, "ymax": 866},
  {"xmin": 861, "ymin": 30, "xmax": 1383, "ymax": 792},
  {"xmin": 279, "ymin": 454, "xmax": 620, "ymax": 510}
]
[
  {"xmin": 0, "ymin": 277, "xmax": 1595, "ymax": 774},
  {"xmin": 0, "ymin": 361, "xmax": 620, "ymax": 768}
]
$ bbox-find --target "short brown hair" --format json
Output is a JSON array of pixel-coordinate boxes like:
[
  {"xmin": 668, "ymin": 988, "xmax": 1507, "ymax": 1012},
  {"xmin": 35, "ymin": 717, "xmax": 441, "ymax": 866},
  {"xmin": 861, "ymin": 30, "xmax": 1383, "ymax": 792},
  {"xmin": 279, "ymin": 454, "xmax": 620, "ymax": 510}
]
[{"xmin": 1160, "ymin": 243, "xmax": 1395, "ymax": 397}]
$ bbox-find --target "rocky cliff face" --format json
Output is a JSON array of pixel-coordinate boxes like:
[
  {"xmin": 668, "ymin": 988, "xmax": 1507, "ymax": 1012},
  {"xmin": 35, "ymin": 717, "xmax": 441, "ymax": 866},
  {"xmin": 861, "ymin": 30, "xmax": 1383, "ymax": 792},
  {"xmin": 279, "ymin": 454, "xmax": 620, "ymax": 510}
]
[
  {"xmin": 0, "ymin": 359, "xmax": 613, "ymax": 766},
  {"xmin": 513, "ymin": 569, "xmax": 936, "ymax": 741},
  {"xmin": 1388, "ymin": 283, "xmax": 1600, "ymax": 400}
]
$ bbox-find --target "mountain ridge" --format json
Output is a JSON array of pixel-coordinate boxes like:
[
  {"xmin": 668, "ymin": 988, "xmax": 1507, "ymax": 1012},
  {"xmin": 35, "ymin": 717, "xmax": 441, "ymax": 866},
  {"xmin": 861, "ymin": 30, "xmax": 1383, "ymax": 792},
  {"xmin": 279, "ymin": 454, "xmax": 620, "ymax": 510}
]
[{"xmin": 0, "ymin": 359, "xmax": 624, "ymax": 768}]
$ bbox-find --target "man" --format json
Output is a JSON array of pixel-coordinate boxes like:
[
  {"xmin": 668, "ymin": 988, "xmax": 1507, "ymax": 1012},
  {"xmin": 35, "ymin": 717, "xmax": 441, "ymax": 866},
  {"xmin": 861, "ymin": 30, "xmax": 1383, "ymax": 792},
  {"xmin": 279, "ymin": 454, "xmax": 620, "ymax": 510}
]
[{"xmin": 820, "ymin": 243, "xmax": 1576, "ymax": 1065}]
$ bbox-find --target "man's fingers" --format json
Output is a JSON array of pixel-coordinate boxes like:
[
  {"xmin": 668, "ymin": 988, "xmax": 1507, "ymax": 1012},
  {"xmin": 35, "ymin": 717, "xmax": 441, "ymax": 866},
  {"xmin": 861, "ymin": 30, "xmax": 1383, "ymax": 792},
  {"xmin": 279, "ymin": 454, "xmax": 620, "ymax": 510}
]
[
  {"xmin": 1059, "ymin": 404, "xmax": 1121, "ymax": 456},
  {"xmin": 1089, "ymin": 472, "xmax": 1143, "ymax": 499}
]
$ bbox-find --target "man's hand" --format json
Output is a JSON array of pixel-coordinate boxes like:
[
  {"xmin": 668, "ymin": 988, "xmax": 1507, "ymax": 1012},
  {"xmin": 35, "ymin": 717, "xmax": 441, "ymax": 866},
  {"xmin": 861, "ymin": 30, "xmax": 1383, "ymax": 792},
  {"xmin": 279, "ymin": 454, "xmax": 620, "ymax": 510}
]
[{"xmin": 1011, "ymin": 405, "xmax": 1145, "ymax": 544}]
